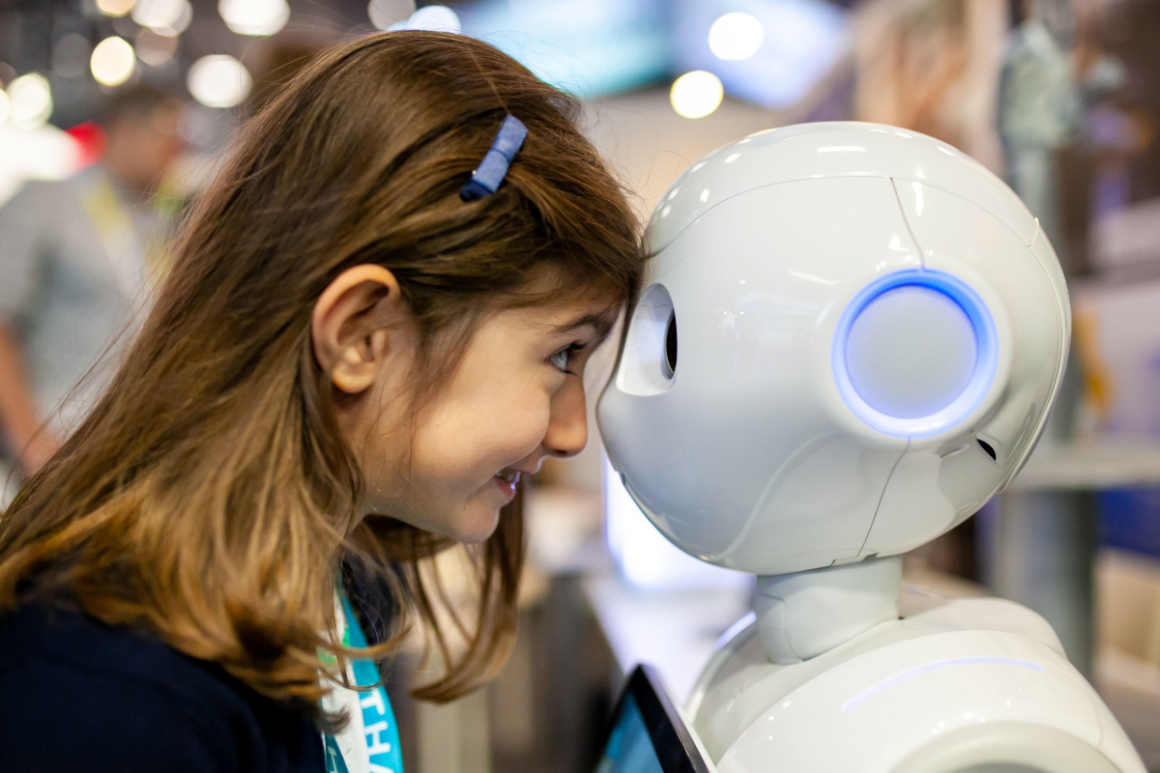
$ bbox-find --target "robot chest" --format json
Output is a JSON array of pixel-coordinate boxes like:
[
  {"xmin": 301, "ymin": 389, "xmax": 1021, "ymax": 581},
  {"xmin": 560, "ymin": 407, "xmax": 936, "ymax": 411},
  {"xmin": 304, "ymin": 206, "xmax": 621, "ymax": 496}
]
[{"xmin": 691, "ymin": 621, "xmax": 1137, "ymax": 773}]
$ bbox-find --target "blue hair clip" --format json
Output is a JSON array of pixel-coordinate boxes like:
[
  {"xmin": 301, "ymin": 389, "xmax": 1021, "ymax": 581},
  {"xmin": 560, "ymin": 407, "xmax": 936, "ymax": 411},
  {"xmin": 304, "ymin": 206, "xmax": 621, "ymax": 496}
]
[{"xmin": 460, "ymin": 114, "xmax": 528, "ymax": 201}]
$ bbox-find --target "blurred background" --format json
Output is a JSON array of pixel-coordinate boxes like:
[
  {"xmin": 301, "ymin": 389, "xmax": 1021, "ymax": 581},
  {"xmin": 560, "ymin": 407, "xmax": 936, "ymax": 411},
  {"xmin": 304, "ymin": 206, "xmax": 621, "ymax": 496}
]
[{"xmin": 1, "ymin": 0, "xmax": 1159, "ymax": 771}]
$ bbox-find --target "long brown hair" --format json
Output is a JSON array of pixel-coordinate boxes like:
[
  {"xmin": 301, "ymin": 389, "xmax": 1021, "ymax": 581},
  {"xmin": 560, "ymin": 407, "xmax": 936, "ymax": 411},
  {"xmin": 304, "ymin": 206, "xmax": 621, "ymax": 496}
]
[{"xmin": 0, "ymin": 33, "xmax": 642, "ymax": 720}]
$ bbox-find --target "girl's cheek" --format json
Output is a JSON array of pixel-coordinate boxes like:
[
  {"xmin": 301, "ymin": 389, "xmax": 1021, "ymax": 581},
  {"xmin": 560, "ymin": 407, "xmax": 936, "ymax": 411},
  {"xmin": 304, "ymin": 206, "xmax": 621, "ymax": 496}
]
[{"xmin": 497, "ymin": 391, "xmax": 553, "ymax": 460}]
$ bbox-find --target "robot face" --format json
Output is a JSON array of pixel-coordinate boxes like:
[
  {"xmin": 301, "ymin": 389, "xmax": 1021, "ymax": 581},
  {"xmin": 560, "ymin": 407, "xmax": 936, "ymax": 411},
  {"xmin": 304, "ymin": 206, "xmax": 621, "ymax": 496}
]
[{"xmin": 597, "ymin": 123, "xmax": 1069, "ymax": 576}]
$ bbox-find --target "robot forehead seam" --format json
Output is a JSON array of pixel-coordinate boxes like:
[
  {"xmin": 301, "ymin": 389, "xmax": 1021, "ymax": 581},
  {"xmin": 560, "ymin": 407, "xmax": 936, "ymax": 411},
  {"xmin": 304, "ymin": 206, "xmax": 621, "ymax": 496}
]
[
  {"xmin": 831, "ymin": 269, "xmax": 999, "ymax": 439},
  {"xmin": 646, "ymin": 122, "xmax": 1036, "ymax": 255}
]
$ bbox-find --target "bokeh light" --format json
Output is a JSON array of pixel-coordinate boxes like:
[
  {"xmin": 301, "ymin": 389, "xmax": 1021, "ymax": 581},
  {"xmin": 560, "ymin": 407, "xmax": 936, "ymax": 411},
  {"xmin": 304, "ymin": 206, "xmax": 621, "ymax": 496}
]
[
  {"xmin": 168, "ymin": 3, "xmax": 192, "ymax": 36},
  {"xmin": 136, "ymin": 28, "xmax": 179, "ymax": 67},
  {"xmin": 8, "ymin": 73, "xmax": 53, "ymax": 130},
  {"xmin": 187, "ymin": 55, "xmax": 252, "ymax": 108},
  {"xmin": 91, "ymin": 37, "xmax": 136, "ymax": 87},
  {"xmin": 390, "ymin": 5, "xmax": 461, "ymax": 33},
  {"xmin": 219, "ymin": 0, "xmax": 290, "ymax": 37},
  {"xmin": 132, "ymin": 0, "xmax": 192, "ymax": 34},
  {"xmin": 708, "ymin": 12, "xmax": 765, "ymax": 61},
  {"xmin": 96, "ymin": 0, "xmax": 137, "ymax": 17},
  {"xmin": 669, "ymin": 70, "xmax": 724, "ymax": 119},
  {"xmin": 368, "ymin": 0, "xmax": 416, "ymax": 31}
]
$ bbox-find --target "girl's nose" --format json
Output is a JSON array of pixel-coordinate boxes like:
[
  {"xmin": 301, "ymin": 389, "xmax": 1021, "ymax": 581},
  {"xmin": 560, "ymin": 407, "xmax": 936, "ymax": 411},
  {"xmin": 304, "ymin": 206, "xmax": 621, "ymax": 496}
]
[{"xmin": 544, "ymin": 380, "xmax": 588, "ymax": 458}]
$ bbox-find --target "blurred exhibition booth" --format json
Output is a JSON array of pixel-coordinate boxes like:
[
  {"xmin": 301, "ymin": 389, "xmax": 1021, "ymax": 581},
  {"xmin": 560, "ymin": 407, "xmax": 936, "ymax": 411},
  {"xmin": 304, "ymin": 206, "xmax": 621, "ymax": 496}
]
[{"xmin": 2, "ymin": 0, "xmax": 1160, "ymax": 771}]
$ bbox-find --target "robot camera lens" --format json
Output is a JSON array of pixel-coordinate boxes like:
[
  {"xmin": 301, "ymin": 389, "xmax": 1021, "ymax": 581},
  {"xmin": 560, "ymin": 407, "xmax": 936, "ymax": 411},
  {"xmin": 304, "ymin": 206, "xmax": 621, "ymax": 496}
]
[{"xmin": 664, "ymin": 310, "xmax": 678, "ymax": 378}]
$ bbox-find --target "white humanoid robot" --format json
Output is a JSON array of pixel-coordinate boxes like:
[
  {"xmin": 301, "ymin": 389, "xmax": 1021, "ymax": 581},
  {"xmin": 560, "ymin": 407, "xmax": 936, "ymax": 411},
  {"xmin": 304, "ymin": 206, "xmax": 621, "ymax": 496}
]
[{"xmin": 597, "ymin": 122, "xmax": 1146, "ymax": 773}]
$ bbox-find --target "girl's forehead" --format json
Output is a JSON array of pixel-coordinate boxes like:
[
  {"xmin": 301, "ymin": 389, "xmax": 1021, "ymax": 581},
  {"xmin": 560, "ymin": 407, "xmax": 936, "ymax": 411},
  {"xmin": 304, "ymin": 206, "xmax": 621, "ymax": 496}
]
[
  {"xmin": 540, "ymin": 292, "xmax": 622, "ymax": 335},
  {"xmin": 500, "ymin": 290, "xmax": 623, "ymax": 338}
]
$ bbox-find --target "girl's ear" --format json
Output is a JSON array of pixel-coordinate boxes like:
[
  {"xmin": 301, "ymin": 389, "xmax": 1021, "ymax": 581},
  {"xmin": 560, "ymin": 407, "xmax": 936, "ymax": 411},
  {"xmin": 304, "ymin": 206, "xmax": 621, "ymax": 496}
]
[{"xmin": 312, "ymin": 265, "xmax": 407, "ymax": 394}]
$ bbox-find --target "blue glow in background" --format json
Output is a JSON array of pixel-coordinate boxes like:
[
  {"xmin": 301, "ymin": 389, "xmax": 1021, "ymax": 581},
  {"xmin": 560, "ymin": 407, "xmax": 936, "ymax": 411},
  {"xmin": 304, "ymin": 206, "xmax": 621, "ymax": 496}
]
[
  {"xmin": 454, "ymin": 0, "xmax": 849, "ymax": 105},
  {"xmin": 673, "ymin": 0, "xmax": 848, "ymax": 108},
  {"xmin": 457, "ymin": 0, "xmax": 672, "ymax": 98}
]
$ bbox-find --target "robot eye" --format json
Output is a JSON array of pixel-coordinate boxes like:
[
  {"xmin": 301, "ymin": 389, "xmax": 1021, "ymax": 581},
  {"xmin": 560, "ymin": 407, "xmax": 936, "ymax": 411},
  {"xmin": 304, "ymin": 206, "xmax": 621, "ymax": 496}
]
[
  {"xmin": 615, "ymin": 283, "xmax": 677, "ymax": 396},
  {"xmin": 663, "ymin": 310, "xmax": 678, "ymax": 379}
]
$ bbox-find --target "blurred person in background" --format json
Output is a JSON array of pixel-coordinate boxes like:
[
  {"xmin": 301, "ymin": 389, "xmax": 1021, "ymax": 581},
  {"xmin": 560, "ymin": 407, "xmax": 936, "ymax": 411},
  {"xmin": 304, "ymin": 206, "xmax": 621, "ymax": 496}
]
[{"xmin": 0, "ymin": 85, "xmax": 183, "ymax": 478}]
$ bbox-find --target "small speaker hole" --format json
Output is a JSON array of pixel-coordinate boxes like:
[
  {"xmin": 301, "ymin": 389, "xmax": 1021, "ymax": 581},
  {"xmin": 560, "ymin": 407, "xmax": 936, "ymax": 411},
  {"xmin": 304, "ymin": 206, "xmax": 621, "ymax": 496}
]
[{"xmin": 977, "ymin": 438, "xmax": 997, "ymax": 461}]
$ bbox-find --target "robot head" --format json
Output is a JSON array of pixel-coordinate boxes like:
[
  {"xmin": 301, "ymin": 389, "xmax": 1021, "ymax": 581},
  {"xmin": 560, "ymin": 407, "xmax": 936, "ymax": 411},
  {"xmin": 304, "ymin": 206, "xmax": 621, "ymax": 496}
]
[{"xmin": 597, "ymin": 122, "xmax": 1069, "ymax": 576}]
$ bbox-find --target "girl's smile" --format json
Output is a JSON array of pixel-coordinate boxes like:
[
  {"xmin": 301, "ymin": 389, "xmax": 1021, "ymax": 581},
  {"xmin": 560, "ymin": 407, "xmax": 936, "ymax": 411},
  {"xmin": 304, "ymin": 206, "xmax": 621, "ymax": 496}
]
[{"xmin": 493, "ymin": 468, "xmax": 521, "ymax": 502}]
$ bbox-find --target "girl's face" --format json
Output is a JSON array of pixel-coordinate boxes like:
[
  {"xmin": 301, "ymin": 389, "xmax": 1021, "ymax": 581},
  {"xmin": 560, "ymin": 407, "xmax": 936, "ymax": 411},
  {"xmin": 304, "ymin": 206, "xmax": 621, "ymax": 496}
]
[{"xmin": 313, "ymin": 266, "xmax": 617, "ymax": 544}]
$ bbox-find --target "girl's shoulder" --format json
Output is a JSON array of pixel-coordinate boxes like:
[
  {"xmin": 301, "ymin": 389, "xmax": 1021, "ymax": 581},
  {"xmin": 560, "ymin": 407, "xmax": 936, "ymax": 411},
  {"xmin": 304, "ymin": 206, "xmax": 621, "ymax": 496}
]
[{"xmin": 0, "ymin": 603, "xmax": 323, "ymax": 773}]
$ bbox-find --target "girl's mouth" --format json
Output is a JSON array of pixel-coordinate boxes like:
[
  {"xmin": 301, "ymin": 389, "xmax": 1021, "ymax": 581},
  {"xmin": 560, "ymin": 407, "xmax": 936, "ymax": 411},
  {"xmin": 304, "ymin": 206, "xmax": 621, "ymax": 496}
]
[{"xmin": 493, "ymin": 468, "xmax": 520, "ymax": 501}]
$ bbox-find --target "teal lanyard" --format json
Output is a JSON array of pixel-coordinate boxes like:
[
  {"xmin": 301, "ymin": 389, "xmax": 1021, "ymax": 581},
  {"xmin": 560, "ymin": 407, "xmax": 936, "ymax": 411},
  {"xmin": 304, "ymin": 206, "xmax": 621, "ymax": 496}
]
[{"xmin": 323, "ymin": 588, "xmax": 404, "ymax": 773}]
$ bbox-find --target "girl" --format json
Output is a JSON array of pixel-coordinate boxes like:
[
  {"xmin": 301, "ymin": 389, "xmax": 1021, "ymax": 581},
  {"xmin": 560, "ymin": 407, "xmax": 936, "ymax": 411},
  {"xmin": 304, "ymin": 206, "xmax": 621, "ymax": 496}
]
[{"xmin": 0, "ymin": 32, "xmax": 642, "ymax": 773}]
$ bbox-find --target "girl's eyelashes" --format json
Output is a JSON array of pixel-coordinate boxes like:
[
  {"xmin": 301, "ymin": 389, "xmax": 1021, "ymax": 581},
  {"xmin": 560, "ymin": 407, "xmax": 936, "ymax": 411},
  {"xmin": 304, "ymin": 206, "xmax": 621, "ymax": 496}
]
[{"xmin": 549, "ymin": 342, "xmax": 588, "ymax": 375}]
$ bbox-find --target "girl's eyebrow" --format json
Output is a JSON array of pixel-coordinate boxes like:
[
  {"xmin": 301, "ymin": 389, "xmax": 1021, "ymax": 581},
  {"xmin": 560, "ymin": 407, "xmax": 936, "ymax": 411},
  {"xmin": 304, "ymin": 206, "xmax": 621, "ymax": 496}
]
[{"xmin": 552, "ymin": 309, "xmax": 619, "ymax": 337}]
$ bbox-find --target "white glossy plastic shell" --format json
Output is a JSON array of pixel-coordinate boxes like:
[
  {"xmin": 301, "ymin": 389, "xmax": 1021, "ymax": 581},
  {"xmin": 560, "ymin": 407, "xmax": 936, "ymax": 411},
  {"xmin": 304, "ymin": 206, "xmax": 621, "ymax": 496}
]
[
  {"xmin": 597, "ymin": 122, "xmax": 1070, "ymax": 575},
  {"xmin": 693, "ymin": 602, "xmax": 1143, "ymax": 773}
]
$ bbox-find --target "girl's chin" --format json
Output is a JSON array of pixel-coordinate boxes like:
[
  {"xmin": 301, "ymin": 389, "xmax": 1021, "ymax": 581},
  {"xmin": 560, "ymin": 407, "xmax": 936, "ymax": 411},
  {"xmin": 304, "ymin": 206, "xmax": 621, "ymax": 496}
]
[
  {"xmin": 444, "ymin": 477, "xmax": 515, "ymax": 543},
  {"xmin": 359, "ymin": 490, "xmax": 505, "ymax": 544},
  {"xmin": 452, "ymin": 502, "xmax": 503, "ymax": 544}
]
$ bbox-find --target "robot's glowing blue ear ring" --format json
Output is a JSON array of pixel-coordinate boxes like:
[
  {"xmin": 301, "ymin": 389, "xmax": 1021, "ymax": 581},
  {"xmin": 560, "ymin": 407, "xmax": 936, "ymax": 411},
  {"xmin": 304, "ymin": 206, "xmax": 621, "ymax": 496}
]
[{"xmin": 831, "ymin": 269, "xmax": 999, "ymax": 439}]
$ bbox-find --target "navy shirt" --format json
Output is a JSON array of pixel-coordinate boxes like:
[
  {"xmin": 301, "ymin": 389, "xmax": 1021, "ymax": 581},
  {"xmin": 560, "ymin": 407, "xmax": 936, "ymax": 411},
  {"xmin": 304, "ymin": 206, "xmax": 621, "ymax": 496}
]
[{"xmin": 0, "ymin": 603, "xmax": 324, "ymax": 772}]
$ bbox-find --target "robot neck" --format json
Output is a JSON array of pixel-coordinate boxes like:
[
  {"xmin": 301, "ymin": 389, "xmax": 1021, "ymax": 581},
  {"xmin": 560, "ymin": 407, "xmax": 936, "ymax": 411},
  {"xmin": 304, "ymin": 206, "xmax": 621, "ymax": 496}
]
[{"xmin": 753, "ymin": 556, "xmax": 902, "ymax": 664}]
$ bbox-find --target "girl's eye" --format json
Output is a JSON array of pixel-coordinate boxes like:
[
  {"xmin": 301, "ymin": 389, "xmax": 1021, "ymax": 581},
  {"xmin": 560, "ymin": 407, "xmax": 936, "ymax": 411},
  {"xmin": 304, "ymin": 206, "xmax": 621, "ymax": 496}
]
[{"xmin": 549, "ymin": 343, "xmax": 586, "ymax": 374}]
